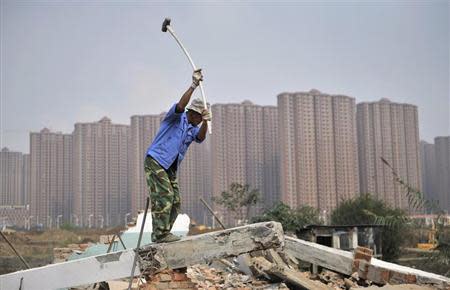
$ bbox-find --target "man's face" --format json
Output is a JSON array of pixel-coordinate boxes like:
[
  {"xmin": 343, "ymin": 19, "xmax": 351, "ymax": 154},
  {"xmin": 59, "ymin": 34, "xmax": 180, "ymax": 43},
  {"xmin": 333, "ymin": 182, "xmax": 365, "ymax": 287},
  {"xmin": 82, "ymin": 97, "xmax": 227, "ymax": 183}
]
[{"xmin": 187, "ymin": 110, "xmax": 202, "ymax": 126}]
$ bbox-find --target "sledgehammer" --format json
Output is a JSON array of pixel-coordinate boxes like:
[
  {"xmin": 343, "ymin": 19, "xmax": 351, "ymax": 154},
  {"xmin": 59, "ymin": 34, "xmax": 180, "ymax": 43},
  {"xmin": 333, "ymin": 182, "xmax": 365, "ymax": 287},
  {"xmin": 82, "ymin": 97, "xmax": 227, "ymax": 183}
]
[{"xmin": 162, "ymin": 18, "xmax": 212, "ymax": 134}]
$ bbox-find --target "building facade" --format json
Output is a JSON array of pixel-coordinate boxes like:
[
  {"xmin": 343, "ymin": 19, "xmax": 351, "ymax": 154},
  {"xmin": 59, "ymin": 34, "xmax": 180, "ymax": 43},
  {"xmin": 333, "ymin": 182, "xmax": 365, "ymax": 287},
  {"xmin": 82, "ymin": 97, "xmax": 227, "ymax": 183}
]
[
  {"xmin": 30, "ymin": 129, "xmax": 73, "ymax": 227},
  {"xmin": 420, "ymin": 141, "xmax": 438, "ymax": 204},
  {"xmin": 0, "ymin": 147, "xmax": 24, "ymax": 206},
  {"xmin": 73, "ymin": 117, "xmax": 129, "ymax": 227},
  {"xmin": 0, "ymin": 205, "xmax": 29, "ymax": 228},
  {"xmin": 435, "ymin": 136, "xmax": 450, "ymax": 212},
  {"xmin": 357, "ymin": 99, "xmax": 422, "ymax": 210},
  {"xmin": 22, "ymin": 154, "xmax": 30, "ymax": 206},
  {"xmin": 278, "ymin": 90, "xmax": 359, "ymax": 214},
  {"xmin": 211, "ymin": 101, "xmax": 279, "ymax": 225}
]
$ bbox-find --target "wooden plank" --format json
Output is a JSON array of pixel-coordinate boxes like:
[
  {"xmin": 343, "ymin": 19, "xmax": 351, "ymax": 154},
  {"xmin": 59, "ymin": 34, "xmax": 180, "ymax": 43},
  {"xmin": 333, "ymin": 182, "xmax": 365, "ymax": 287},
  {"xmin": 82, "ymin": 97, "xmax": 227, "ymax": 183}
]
[{"xmin": 0, "ymin": 222, "xmax": 284, "ymax": 290}]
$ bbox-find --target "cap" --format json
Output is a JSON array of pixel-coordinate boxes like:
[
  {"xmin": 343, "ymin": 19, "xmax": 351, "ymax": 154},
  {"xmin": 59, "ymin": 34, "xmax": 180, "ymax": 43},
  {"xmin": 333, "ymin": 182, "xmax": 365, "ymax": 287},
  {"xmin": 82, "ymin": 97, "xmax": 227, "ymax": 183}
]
[{"xmin": 187, "ymin": 98, "xmax": 210, "ymax": 114}]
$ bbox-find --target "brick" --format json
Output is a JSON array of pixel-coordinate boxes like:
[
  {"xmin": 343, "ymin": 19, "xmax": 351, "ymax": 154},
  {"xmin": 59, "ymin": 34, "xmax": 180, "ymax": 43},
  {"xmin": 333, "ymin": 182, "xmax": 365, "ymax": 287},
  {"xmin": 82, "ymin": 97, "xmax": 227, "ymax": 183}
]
[
  {"xmin": 168, "ymin": 281, "xmax": 196, "ymax": 288},
  {"xmin": 154, "ymin": 282, "xmax": 170, "ymax": 289},
  {"xmin": 158, "ymin": 274, "xmax": 172, "ymax": 282},
  {"xmin": 172, "ymin": 272, "xmax": 189, "ymax": 281},
  {"xmin": 354, "ymin": 250, "xmax": 372, "ymax": 262},
  {"xmin": 356, "ymin": 246, "xmax": 373, "ymax": 255}
]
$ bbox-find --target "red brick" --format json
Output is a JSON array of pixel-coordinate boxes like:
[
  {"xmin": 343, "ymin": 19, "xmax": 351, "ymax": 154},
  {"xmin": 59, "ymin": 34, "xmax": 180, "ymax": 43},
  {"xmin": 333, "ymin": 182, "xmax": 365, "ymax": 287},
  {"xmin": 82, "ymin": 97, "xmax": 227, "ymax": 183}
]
[
  {"xmin": 168, "ymin": 281, "xmax": 196, "ymax": 288},
  {"xmin": 172, "ymin": 272, "xmax": 189, "ymax": 281}
]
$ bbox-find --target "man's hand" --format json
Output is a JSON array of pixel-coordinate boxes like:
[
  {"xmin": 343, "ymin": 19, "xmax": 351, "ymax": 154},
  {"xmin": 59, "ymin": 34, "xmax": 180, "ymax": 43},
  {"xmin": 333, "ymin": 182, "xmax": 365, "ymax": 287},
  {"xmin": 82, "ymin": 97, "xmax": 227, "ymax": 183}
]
[
  {"xmin": 177, "ymin": 69, "xmax": 204, "ymax": 113},
  {"xmin": 201, "ymin": 108, "xmax": 212, "ymax": 122},
  {"xmin": 191, "ymin": 69, "xmax": 203, "ymax": 89}
]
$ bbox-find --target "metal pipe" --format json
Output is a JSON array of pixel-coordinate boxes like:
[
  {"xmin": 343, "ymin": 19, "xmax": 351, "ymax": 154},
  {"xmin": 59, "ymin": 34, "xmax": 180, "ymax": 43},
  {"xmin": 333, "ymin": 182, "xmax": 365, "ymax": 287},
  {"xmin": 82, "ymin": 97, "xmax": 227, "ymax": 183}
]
[
  {"xmin": 127, "ymin": 197, "xmax": 150, "ymax": 290},
  {"xmin": 0, "ymin": 231, "xmax": 30, "ymax": 269},
  {"xmin": 199, "ymin": 197, "xmax": 226, "ymax": 229},
  {"xmin": 163, "ymin": 19, "xmax": 212, "ymax": 134}
]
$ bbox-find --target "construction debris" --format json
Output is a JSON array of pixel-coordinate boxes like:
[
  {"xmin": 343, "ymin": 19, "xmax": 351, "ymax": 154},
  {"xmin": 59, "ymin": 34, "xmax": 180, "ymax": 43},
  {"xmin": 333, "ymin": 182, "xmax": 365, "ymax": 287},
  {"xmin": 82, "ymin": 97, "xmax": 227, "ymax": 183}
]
[
  {"xmin": 0, "ymin": 222, "xmax": 284, "ymax": 290},
  {"xmin": 285, "ymin": 236, "xmax": 450, "ymax": 289},
  {"xmin": 2, "ymin": 222, "xmax": 450, "ymax": 290}
]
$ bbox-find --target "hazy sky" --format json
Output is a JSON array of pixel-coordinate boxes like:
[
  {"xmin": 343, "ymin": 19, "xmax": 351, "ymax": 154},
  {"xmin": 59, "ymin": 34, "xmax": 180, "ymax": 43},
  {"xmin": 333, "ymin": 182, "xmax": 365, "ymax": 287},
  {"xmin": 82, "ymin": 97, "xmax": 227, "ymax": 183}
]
[{"xmin": 1, "ymin": 0, "xmax": 449, "ymax": 153}]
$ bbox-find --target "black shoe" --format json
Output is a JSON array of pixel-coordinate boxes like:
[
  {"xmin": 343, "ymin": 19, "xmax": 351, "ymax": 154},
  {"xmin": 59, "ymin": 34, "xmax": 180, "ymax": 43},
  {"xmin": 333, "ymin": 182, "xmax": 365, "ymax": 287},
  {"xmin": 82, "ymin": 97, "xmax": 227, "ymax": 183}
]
[{"xmin": 156, "ymin": 233, "xmax": 181, "ymax": 243}]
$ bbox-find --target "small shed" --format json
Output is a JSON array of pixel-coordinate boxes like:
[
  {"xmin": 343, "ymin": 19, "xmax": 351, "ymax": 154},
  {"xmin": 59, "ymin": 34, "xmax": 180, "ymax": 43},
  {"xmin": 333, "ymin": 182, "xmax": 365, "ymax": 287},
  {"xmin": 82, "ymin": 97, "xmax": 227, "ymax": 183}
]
[{"xmin": 297, "ymin": 224, "xmax": 384, "ymax": 258}]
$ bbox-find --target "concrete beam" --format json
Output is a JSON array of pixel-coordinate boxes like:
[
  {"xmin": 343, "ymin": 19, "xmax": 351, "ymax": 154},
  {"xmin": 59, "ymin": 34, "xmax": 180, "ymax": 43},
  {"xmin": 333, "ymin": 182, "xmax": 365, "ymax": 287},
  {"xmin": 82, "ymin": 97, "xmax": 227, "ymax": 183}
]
[
  {"xmin": 0, "ymin": 222, "xmax": 284, "ymax": 290},
  {"xmin": 252, "ymin": 256, "xmax": 333, "ymax": 290},
  {"xmin": 137, "ymin": 221, "xmax": 284, "ymax": 275},
  {"xmin": 285, "ymin": 236, "xmax": 354, "ymax": 275},
  {"xmin": 285, "ymin": 236, "xmax": 450, "ymax": 289}
]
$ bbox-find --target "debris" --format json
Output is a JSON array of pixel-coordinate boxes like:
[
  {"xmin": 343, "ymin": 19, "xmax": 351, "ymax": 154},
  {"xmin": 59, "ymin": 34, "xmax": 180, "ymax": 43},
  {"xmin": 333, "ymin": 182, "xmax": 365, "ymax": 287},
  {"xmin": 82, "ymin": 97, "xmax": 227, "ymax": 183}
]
[
  {"xmin": 3, "ymin": 222, "xmax": 450, "ymax": 290},
  {"xmin": 285, "ymin": 236, "xmax": 450, "ymax": 289},
  {"xmin": 251, "ymin": 256, "xmax": 333, "ymax": 290},
  {"xmin": 0, "ymin": 222, "xmax": 284, "ymax": 290}
]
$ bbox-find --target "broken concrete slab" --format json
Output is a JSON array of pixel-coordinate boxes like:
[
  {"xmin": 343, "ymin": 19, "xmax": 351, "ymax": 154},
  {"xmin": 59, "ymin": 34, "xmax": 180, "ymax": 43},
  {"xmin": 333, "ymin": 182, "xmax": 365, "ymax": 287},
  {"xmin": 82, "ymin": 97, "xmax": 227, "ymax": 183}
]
[
  {"xmin": 285, "ymin": 236, "xmax": 355, "ymax": 275},
  {"xmin": 357, "ymin": 258, "xmax": 450, "ymax": 289},
  {"xmin": 285, "ymin": 236, "xmax": 450, "ymax": 289},
  {"xmin": 138, "ymin": 221, "xmax": 284, "ymax": 275},
  {"xmin": 0, "ymin": 221, "xmax": 284, "ymax": 290},
  {"xmin": 252, "ymin": 256, "xmax": 333, "ymax": 290}
]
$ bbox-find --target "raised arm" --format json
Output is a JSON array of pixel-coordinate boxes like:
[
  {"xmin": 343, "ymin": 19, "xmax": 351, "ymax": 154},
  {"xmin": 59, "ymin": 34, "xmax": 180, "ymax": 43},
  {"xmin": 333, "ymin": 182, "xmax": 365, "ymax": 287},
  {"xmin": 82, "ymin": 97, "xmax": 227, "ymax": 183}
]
[
  {"xmin": 196, "ymin": 108, "xmax": 211, "ymax": 142},
  {"xmin": 176, "ymin": 69, "xmax": 203, "ymax": 113}
]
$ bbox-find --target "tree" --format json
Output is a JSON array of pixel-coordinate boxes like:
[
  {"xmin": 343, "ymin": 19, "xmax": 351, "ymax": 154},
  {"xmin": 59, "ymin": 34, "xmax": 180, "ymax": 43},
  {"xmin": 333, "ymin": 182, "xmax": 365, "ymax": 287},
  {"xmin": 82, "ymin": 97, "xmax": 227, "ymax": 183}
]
[
  {"xmin": 252, "ymin": 202, "xmax": 322, "ymax": 233},
  {"xmin": 380, "ymin": 157, "xmax": 450, "ymax": 273},
  {"xmin": 213, "ymin": 183, "xmax": 260, "ymax": 225},
  {"xmin": 331, "ymin": 194, "xmax": 409, "ymax": 261}
]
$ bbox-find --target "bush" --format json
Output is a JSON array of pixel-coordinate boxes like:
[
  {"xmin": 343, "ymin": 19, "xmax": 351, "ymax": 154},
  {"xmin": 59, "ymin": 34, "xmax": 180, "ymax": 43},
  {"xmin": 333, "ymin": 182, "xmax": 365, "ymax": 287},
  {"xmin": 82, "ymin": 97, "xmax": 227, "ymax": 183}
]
[
  {"xmin": 252, "ymin": 202, "xmax": 321, "ymax": 232},
  {"xmin": 331, "ymin": 194, "xmax": 410, "ymax": 262}
]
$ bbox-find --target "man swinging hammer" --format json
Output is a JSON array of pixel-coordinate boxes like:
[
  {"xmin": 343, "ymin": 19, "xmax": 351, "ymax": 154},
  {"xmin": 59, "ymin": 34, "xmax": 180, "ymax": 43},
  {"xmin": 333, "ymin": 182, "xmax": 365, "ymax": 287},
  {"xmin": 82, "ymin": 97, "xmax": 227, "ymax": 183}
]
[{"xmin": 145, "ymin": 69, "xmax": 210, "ymax": 243}]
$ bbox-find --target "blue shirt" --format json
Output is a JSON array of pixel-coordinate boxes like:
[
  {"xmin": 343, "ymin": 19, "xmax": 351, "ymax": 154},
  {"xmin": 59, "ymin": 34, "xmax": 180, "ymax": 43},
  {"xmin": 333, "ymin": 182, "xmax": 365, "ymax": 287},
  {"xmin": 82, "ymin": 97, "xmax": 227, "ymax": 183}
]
[{"xmin": 146, "ymin": 103, "xmax": 202, "ymax": 170}]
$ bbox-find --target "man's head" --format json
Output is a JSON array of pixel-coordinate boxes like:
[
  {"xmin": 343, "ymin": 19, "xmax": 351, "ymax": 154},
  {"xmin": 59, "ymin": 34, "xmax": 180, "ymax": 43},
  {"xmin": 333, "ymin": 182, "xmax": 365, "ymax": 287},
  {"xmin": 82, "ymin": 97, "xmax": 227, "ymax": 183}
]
[{"xmin": 186, "ymin": 98, "xmax": 210, "ymax": 126}]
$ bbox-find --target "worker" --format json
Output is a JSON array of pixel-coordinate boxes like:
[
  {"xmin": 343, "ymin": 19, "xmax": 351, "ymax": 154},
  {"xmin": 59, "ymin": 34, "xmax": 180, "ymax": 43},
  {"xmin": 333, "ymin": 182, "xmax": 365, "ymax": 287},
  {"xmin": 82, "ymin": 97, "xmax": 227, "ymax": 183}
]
[{"xmin": 145, "ymin": 69, "xmax": 210, "ymax": 243}]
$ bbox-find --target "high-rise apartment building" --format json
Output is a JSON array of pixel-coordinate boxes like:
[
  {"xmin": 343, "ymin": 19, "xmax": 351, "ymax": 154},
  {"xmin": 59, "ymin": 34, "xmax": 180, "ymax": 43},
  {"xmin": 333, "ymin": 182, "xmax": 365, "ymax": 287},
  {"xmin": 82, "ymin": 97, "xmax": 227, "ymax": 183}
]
[
  {"xmin": 435, "ymin": 136, "xmax": 450, "ymax": 212},
  {"xmin": 278, "ymin": 90, "xmax": 359, "ymax": 213},
  {"xmin": 357, "ymin": 99, "xmax": 422, "ymax": 210},
  {"xmin": 129, "ymin": 113, "xmax": 211, "ymax": 224},
  {"xmin": 420, "ymin": 141, "xmax": 438, "ymax": 203},
  {"xmin": 73, "ymin": 117, "xmax": 129, "ymax": 227},
  {"xmin": 0, "ymin": 147, "xmax": 23, "ymax": 205},
  {"xmin": 30, "ymin": 129, "xmax": 73, "ymax": 227},
  {"xmin": 211, "ymin": 101, "xmax": 279, "ymax": 225},
  {"xmin": 22, "ymin": 154, "xmax": 30, "ymax": 206}
]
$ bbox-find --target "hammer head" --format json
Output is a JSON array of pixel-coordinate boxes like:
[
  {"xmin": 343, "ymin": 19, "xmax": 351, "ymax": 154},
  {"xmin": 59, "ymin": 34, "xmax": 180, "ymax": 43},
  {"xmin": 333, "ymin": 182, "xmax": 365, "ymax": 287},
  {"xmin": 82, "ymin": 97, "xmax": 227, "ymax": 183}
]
[{"xmin": 162, "ymin": 18, "xmax": 171, "ymax": 32}]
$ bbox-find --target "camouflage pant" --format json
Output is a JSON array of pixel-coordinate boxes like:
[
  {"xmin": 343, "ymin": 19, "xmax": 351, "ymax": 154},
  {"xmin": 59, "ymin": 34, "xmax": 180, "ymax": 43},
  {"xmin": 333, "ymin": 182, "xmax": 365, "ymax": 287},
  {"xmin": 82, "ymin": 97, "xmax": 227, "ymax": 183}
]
[{"xmin": 144, "ymin": 156, "xmax": 180, "ymax": 241}]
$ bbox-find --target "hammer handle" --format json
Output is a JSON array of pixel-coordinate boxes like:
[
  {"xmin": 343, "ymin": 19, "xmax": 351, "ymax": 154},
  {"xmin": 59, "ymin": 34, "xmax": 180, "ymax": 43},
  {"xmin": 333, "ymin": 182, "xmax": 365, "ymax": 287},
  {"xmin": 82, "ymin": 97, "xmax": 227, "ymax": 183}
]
[{"xmin": 166, "ymin": 26, "xmax": 212, "ymax": 134}]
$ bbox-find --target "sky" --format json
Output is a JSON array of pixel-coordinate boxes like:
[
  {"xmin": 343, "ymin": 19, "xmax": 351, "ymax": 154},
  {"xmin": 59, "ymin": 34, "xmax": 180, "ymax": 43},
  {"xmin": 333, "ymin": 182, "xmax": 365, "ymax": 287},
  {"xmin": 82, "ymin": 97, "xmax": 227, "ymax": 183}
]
[{"xmin": 1, "ymin": 0, "xmax": 449, "ymax": 153}]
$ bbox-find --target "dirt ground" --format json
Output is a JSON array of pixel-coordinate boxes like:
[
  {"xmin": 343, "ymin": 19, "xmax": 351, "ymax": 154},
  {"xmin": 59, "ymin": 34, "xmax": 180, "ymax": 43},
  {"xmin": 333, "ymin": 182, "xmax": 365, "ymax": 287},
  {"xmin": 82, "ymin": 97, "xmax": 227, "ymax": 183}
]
[{"xmin": 0, "ymin": 227, "xmax": 121, "ymax": 274}]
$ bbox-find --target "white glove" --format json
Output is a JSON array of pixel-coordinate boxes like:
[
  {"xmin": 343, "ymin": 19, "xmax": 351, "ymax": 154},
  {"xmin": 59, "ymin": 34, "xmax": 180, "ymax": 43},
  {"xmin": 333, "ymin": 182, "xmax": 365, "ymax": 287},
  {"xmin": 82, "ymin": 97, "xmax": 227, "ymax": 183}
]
[
  {"xmin": 191, "ymin": 69, "xmax": 203, "ymax": 88},
  {"xmin": 201, "ymin": 108, "xmax": 212, "ymax": 122}
]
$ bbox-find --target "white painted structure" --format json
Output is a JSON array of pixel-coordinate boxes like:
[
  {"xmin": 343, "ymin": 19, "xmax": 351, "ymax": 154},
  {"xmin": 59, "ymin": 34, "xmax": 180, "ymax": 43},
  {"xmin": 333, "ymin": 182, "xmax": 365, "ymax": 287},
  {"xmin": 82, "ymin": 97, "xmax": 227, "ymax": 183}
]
[{"xmin": 0, "ymin": 249, "xmax": 138, "ymax": 290}]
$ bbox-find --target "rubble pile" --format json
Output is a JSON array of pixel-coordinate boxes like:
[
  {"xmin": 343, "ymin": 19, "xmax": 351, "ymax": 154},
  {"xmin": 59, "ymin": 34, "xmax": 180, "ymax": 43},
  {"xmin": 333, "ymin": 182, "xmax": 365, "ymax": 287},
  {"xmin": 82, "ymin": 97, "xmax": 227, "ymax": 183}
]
[
  {"xmin": 139, "ymin": 244, "xmax": 449, "ymax": 290},
  {"xmin": 3, "ymin": 222, "xmax": 448, "ymax": 290},
  {"xmin": 186, "ymin": 264, "xmax": 289, "ymax": 290},
  {"xmin": 143, "ymin": 269, "xmax": 197, "ymax": 290},
  {"xmin": 53, "ymin": 243, "xmax": 90, "ymax": 263}
]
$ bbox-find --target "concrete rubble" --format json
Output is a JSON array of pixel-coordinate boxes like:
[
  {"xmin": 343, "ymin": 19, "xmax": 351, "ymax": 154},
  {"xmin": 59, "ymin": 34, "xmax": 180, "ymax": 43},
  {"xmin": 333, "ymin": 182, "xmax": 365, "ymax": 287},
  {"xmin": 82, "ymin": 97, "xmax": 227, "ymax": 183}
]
[
  {"xmin": 133, "ymin": 229, "xmax": 450, "ymax": 290},
  {"xmin": 2, "ymin": 221, "xmax": 450, "ymax": 290}
]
